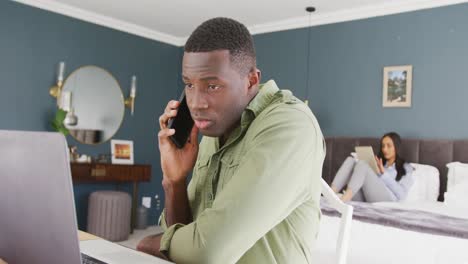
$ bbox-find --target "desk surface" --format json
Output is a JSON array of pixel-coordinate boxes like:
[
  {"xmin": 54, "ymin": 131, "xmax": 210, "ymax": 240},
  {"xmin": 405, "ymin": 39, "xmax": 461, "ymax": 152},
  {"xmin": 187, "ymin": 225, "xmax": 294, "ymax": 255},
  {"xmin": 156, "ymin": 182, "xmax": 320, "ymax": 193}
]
[
  {"xmin": 79, "ymin": 231, "xmax": 173, "ymax": 264},
  {"xmin": 78, "ymin": 230, "xmax": 101, "ymax": 241},
  {"xmin": 0, "ymin": 231, "xmax": 169, "ymax": 264}
]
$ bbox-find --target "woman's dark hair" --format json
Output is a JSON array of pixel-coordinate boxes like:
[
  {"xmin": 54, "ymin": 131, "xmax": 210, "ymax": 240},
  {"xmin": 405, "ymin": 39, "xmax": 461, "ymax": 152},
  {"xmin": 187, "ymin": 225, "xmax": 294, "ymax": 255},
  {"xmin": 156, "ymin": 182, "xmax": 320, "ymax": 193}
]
[{"xmin": 377, "ymin": 132, "xmax": 406, "ymax": 181}]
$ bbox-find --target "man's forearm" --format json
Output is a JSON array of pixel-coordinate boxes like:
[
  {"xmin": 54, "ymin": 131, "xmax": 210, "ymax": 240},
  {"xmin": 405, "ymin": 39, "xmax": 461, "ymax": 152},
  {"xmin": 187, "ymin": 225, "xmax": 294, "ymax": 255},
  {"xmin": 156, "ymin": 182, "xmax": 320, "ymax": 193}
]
[
  {"xmin": 162, "ymin": 178, "xmax": 193, "ymax": 226},
  {"xmin": 136, "ymin": 234, "xmax": 167, "ymax": 259}
]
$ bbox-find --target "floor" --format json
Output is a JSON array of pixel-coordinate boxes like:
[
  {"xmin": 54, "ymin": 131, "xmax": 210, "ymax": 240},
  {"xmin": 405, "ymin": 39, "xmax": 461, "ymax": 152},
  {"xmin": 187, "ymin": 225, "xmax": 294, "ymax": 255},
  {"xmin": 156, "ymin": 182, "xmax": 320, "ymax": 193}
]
[{"xmin": 117, "ymin": 225, "xmax": 164, "ymax": 250}]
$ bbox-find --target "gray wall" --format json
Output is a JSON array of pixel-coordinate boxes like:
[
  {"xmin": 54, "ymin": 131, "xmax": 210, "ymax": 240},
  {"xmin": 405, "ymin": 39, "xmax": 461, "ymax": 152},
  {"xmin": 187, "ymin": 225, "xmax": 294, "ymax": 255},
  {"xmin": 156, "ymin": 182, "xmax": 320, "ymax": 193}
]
[
  {"xmin": 254, "ymin": 3, "xmax": 468, "ymax": 139},
  {"xmin": 0, "ymin": 0, "xmax": 182, "ymax": 229}
]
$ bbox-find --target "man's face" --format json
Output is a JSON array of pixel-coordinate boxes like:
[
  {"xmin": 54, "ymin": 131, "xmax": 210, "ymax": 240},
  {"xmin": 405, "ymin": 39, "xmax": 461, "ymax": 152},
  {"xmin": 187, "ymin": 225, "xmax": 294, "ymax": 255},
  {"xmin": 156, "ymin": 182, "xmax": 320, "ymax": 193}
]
[{"xmin": 182, "ymin": 50, "xmax": 257, "ymax": 138}]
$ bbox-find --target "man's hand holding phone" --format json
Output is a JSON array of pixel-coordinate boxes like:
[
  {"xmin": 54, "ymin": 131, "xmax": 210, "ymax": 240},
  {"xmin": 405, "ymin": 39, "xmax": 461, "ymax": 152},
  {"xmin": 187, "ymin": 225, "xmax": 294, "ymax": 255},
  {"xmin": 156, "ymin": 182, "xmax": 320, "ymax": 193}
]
[{"xmin": 158, "ymin": 99, "xmax": 198, "ymax": 185}]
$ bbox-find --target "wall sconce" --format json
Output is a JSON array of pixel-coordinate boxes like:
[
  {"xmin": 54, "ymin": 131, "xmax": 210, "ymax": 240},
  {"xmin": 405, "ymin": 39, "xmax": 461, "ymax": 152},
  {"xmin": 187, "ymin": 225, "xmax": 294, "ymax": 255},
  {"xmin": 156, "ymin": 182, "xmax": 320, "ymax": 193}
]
[
  {"xmin": 64, "ymin": 108, "xmax": 78, "ymax": 126},
  {"xmin": 61, "ymin": 91, "xmax": 78, "ymax": 126},
  {"xmin": 124, "ymin": 75, "xmax": 137, "ymax": 116},
  {"xmin": 49, "ymin": 62, "xmax": 65, "ymax": 106}
]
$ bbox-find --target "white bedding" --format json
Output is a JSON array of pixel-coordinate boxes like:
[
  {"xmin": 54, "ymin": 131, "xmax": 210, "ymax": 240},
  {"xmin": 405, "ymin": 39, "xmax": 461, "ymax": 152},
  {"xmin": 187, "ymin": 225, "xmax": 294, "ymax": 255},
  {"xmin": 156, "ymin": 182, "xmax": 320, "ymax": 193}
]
[{"xmin": 313, "ymin": 202, "xmax": 468, "ymax": 264}]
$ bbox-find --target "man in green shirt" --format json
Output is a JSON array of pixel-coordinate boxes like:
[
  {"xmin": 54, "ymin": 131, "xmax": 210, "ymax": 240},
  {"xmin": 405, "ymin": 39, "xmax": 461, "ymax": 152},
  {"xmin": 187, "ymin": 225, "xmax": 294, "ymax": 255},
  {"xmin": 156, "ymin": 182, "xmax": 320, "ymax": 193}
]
[{"xmin": 137, "ymin": 17, "xmax": 325, "ymax": 264}]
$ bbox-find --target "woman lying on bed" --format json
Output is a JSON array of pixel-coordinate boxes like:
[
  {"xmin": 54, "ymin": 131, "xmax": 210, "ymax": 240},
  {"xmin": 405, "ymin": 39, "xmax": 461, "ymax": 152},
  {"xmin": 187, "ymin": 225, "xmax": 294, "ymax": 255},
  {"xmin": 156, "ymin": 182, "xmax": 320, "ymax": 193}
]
[{"xmin": 331, "ymin": 132, "xmax": 414, "ymax": 202}]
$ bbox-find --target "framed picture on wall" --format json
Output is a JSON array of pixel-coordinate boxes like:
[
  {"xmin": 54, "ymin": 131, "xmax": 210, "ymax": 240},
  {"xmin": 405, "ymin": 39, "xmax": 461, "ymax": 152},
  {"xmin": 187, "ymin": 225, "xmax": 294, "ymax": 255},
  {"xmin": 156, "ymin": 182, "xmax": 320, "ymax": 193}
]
[
  {"xmin": 111, "ymin": 139, "xmax": 134, "ymax": 164},
  {"xmin": 382, "ymin": 65, "xmax": 413, "ymax": 107}
]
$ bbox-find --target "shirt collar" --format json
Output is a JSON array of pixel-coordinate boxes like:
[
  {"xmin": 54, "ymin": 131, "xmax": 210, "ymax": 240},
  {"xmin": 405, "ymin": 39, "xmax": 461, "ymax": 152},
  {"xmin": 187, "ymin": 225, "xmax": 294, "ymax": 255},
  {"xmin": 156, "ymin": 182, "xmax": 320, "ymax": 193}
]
[
  {"xmin": 245, "ymin": 79, "xmax": 280, "ymax": 117},
  {"xmin": 219, "ymin": 80, "xmax": 280, "ymax": 150}
]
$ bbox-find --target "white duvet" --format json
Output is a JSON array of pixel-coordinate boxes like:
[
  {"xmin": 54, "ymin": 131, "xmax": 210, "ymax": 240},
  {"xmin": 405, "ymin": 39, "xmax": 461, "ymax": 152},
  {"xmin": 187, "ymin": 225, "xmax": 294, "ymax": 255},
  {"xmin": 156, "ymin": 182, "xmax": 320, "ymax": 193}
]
[{"xmin": 313, "ymin": 201, "xmax": 468, "ymax": 264}]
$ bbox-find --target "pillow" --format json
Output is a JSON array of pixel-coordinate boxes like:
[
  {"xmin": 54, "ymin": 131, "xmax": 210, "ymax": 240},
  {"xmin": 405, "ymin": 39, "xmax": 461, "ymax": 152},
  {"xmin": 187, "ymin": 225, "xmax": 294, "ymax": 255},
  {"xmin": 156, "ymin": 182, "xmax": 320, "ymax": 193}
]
[
  {"xmin": 404, "ymin": 163, "xmax": 440, "ymax": 202},
  {"xmin": 445, "ymin": 162, "xmax": 468, "ymax": 207},
  {"xmin": 446, "ymin": 162, "xmax": 468, "ymax": 192},
  {"xmin": 444, "ymin": 180, "xmax": 468, "ymax": 208}
]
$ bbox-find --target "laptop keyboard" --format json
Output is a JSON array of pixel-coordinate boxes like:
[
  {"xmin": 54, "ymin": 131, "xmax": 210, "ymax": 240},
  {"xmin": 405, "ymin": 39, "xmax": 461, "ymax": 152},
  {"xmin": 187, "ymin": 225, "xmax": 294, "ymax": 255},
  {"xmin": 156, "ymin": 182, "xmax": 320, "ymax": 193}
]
[{"xmin": 81, "ymin": 253, "xmax": 107, "ymax": 264}]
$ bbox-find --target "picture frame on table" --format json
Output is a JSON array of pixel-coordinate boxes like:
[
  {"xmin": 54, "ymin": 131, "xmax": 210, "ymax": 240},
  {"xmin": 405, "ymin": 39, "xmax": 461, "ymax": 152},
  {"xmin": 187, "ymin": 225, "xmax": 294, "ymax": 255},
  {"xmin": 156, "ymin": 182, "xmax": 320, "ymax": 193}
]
[{"xmin": 110, "ymin": 139, "xmax": 134, "ymax": 165}]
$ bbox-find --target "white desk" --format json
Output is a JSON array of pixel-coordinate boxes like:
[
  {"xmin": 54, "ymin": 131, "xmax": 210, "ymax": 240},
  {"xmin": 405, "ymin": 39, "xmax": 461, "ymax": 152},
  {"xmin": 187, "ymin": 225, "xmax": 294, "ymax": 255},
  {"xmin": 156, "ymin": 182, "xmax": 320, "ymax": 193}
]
[
  {"xmin": 79, "ymin": 230, "xmax": 101, "ymax": 241},
  {"xmin": 79, "ymin": 231, "xmax": 173, "ymax": 264}
]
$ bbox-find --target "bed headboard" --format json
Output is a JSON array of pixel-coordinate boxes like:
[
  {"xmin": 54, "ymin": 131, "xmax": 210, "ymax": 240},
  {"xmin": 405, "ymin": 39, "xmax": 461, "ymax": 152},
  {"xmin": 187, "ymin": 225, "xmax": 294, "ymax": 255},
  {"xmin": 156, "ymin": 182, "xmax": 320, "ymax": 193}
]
[{"xmin": 322, "ymin": 137, "xmax": 468, "ymax": 201}]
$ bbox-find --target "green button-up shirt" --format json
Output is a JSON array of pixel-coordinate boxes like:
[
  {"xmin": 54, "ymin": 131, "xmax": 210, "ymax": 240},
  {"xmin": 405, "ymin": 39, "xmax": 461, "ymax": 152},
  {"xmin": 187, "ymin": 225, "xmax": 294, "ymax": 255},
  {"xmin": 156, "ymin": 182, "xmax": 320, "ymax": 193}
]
[{"xmin": 159, "ymin": 80, "xmax": 325, "ymax": 264}]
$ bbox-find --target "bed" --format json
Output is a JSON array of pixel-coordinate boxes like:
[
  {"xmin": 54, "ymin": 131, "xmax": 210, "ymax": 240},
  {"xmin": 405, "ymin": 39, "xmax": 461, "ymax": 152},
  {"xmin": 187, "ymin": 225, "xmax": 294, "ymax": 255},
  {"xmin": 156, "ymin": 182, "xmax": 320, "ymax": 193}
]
[
  {"xmin": 315, "ymin": 137, "xmax": 468, "ymax": 264},
  {"xmin": 313, "ymin": 206, "xmax": 468, "ymax": 264}
]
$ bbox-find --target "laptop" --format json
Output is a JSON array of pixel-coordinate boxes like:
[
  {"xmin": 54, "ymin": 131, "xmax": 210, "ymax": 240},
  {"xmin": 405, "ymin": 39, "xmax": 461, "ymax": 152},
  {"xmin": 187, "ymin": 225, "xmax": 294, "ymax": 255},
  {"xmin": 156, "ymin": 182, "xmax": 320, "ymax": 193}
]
[
  {"xmin": 354, "ymin": 146, "xmax": 380, "ymax": 174},
  {"xmin": 0, "ymin": 130, "xmax": 171, "ymax": 264}
]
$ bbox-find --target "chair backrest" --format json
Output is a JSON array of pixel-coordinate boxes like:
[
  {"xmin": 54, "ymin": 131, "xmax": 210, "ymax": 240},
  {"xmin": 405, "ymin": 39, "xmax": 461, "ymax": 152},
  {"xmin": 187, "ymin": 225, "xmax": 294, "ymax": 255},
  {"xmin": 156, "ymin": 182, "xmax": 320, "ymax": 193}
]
[{"xmin": 321, "ymin": 179, "xmax": 353, "ymax": 264}]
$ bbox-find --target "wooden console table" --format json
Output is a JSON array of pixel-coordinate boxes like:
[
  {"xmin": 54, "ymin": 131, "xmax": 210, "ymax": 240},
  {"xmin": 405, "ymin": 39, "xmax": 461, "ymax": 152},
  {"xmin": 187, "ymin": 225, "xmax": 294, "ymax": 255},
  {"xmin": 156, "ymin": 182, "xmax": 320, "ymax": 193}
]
[{"xmin": 71, "ymin": 163, "xmax": 151, "ymax": 232}]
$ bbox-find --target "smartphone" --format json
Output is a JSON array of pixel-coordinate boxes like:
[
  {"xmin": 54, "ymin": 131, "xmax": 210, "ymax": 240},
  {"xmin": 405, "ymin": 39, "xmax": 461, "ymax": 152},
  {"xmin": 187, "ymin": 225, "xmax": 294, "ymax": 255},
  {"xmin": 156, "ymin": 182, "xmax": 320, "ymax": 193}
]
[{"xmin": 167, "ymin": 90, "xmax": 194, "ymax": 148}]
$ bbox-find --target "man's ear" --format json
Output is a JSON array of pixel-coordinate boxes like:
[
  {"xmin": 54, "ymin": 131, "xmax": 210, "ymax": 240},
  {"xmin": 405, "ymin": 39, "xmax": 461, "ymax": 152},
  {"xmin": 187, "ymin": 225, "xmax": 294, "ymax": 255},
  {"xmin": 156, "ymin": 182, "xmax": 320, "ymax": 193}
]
[{"xmin": 247, "ymin": 69, "xmax": 261, "ymax": 90}]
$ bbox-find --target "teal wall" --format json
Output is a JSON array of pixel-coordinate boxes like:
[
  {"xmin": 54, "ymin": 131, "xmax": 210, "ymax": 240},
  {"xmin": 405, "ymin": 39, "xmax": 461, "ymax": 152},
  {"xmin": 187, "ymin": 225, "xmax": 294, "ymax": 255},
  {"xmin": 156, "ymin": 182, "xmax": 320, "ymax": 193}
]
[
  {"xmin": 254, "ymin": 3, "xmax": 468, "ymax": 139},
  {"xmin": 0, "ymin": 0, "xmax": 182, "ymax": 229}
]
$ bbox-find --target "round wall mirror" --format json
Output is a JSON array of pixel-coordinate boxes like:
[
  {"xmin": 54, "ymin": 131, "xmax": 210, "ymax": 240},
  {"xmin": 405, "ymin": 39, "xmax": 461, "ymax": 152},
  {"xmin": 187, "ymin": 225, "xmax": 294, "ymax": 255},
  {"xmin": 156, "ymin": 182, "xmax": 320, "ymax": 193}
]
[{"xmin": 62, "ymin": 66, "xmax": 124, "ymax": 144}]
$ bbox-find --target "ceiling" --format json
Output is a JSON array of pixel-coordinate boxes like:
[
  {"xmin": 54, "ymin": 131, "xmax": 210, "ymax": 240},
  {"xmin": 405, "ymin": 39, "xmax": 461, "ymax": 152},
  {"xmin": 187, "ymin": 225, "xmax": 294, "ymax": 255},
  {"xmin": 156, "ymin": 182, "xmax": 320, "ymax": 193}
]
[{"xmin": 15, "ymin": 0, "xmax": 467, "ymax": 46}]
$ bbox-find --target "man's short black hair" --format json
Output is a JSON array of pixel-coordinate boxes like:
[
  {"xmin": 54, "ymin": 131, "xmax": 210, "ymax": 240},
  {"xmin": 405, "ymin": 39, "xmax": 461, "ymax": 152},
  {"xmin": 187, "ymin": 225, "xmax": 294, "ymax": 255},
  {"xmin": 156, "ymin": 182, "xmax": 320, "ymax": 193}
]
[{"xmin": 184, "ymin": 17, "xmax": 256, "ymax": 76}]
